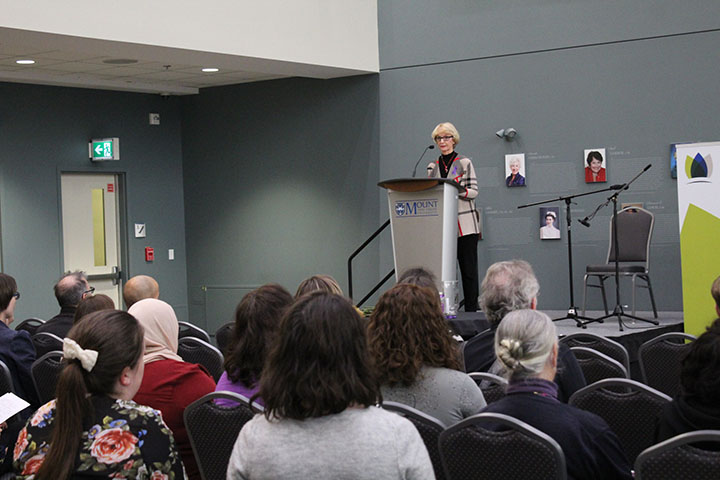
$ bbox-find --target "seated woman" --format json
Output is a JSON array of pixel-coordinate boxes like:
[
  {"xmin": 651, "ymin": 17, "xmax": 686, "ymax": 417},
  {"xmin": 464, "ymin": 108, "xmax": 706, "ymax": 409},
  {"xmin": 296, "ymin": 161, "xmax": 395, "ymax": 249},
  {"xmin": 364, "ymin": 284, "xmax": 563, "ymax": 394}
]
[
  {"xmin": 368, "ymin": 283, "xmax": 485, "ymax": 426},
  {"xmin": 482, "ymin": 309, "xmax": 632, "ymax": 480},
  {"xmin": 129, "ymin": 299, "xmax": 215, "ymax": 480},
  {"xmin": 73, "ymin": 293, "xmax": 115, "ymax": 324},
  {"xmin": 215, "ymin": 284, "xmax": 293, "ymax": 406},
  {"xmin": 13, "ymin": 310, "xmax": 185, "ymax": 479},
  {"xmin": 294, "ymin": 274, "xmax": 343, "ymax": 298},
  {"xmin": 656, "ymin": 318, "xmax": 720, "ymax": 441},
  {"xmin": 227, "ymin": 292, "xmax": 434, "ymax": 480}
]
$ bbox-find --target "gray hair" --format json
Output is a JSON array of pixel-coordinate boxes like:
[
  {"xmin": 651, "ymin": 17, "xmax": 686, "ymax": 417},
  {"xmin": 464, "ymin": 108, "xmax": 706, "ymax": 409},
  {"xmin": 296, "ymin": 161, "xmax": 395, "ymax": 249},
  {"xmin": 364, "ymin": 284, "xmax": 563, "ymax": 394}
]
[
  {"xmin": 494, "ymin": 309, "xmax": 556, "ymax": 381},
  {"xmin": 398, "ymin": 267, "xmax": 437, "ymax": 291},
  {"xmin": 54, "ymin": 271, "xmax": 88, "ymax": 308},
  {"xmin": 480, "ymin": 260, "xmax": 539, "ymax": 327}
]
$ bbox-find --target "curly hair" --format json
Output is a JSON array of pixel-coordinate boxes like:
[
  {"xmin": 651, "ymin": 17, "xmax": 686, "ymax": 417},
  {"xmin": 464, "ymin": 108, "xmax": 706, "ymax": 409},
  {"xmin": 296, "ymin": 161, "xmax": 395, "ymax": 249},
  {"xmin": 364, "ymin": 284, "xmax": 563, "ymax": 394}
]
[
  {"xmin": 368, "ymin": 283, "xmax": 460, "ymax": 387},
  {"xmin": 680, "ymin": 318, "xmax": 720, "ymax": 405},
  {"xmin": 224, "ymin": 284, "xmax": 293, "ymax": 387},
  {"xmin": 258, "ymin": 291, "xmax": 378, "ymax": 420}
]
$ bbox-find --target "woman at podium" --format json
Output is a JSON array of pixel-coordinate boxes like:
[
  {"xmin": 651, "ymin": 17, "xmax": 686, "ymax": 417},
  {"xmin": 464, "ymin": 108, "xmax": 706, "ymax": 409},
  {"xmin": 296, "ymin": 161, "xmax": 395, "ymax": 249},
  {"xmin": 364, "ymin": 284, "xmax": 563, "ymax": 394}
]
[{"xmin": 426, "ymin": 122, "xmax": 480, "ymax": 311}]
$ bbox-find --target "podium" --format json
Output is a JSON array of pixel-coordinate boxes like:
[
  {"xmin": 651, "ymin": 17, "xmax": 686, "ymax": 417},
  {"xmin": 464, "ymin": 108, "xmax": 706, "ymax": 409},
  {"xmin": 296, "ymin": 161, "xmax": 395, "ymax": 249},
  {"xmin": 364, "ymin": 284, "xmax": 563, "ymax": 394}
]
[{"xmin": 378, "ymin": 178, "xmax": 463, "ymax": 314}]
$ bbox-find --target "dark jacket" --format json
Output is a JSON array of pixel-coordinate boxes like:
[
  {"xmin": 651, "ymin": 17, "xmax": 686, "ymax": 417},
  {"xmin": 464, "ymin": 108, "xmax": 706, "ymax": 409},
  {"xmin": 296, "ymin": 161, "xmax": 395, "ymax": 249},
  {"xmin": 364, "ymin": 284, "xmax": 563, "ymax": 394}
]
[{"xmin": 35, "ymin": 305, "xmax": 76, "ymax": 338}]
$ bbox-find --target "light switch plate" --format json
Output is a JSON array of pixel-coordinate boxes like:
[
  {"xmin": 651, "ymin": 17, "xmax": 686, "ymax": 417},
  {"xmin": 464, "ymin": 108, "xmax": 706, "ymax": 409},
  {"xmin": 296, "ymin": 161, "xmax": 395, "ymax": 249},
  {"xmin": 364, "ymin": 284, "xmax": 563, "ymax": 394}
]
[{"xmin": 134, "ymin": 223, "xmax": 146, "ymax": 238}]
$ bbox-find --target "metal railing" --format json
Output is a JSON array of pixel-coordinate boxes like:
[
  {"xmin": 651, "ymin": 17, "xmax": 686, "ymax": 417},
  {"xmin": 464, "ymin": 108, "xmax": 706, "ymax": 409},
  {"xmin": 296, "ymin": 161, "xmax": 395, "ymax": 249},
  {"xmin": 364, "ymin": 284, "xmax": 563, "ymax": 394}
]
[{"xmin": 347, "ymin": 219, "xmax": 394, "ymax": 307}]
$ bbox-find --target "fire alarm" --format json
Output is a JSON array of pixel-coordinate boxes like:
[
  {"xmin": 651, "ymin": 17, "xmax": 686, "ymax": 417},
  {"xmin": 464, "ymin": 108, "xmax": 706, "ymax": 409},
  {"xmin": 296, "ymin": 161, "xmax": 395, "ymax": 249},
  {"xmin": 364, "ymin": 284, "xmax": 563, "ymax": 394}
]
[{"xmin": 145, "ymin": 247, "xmax": 155, "ymax": 262}]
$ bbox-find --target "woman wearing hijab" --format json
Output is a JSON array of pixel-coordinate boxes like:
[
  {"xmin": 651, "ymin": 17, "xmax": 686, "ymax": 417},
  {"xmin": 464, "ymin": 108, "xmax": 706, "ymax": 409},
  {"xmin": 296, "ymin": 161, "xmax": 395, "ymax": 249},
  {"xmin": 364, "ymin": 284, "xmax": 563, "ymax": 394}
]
[{"xmin": 129, "ymin": 298, "xmax": 215, "ymax": 480}]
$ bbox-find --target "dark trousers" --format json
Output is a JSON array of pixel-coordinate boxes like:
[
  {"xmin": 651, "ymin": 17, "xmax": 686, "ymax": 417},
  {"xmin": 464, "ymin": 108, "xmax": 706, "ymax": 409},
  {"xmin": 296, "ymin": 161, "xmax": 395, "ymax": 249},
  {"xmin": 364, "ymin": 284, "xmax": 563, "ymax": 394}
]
[{"xmin": 457, "ymin": 233, "xmax": 479, "ymax": 311}]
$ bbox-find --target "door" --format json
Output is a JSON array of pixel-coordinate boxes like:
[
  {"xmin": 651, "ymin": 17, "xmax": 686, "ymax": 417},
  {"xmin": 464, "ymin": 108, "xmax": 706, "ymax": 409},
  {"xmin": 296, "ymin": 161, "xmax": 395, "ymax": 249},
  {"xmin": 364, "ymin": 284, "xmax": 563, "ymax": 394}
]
[{"xmin": 60, "ymin": 173, "xmax": 123, "ymax": 307}]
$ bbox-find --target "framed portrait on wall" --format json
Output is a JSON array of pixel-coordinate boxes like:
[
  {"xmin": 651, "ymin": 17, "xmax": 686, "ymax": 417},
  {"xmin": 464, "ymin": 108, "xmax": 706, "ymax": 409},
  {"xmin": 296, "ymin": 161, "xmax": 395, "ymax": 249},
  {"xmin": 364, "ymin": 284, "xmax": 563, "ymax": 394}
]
[
  {"xmin": 584, "ymin": 148, "xmax": 606, "ymax": 183},
  {"xmin": 505, "ymin": 154, "xmax": 526, "ymax": 187},
  {"xmin": 539, "ymin": 207, "xmax": 561, "ymax": 240}
]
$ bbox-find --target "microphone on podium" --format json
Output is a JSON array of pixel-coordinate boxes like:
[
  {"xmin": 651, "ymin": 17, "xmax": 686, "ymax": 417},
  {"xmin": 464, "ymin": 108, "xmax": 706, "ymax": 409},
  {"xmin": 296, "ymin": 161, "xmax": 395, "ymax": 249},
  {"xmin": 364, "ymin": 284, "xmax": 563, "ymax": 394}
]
[{"xmin": 412, "ymin": 145, "xmax": 435, "ymax": 177}]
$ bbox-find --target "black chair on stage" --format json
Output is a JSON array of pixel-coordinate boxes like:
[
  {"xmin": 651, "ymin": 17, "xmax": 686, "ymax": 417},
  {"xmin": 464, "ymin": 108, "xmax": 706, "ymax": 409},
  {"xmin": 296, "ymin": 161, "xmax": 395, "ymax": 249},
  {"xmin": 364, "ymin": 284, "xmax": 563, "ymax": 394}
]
[
  {"xmin": 638, "ymin": 332, "xmax": 696, "ymax": 398},
  {"xmin": 31, "ymin": 332, "xmax": 63, "ymax": 357},
  {"xmin": 178, "ymin": 321, "xmax": 211, "ymax": 343},
  {"xmin": 559, "ymin": 332, "xmax": 630, "ymax": 372},
  {"xmin": 382, "ymin": 401, "xmax": 447, "ymax": 480},
  {"xmin": 468, "ymin": 372, "xmax": 507, "ymax": 405},
  {"xmin": 184, "ymin": 391, "xmax": 262, "ymax": 480},
  {"xmin": 582, "ymin": 206, "xmax": 658, "ymax": 318},
  {"xmin": 177, "ymin": 336, "xmax": 224, "ymax": 381},
  {"xmin": 31, "ymin": 351, "xmax": 65, "ymax": 405},
  {"xmin": 15, "ymin": 318, "xmax": 45, "ymax": 336},
  {"xmin": 570, "ymin": 347, "xmax": 629, "ymax": 385},
  {"xmin": 214, "ymin": 322, "xmax": 234, "ymax": 355},
  {"xmin": 634, "ymin": 430, "xmax": 720, "ymax": 480},
  {"xmin": 439, "ymin": 412, "xmax": 566, "ymax": 480},
  {"xmin": 569, "ymin": 378, "xmax": 671, "ymax": 463}
]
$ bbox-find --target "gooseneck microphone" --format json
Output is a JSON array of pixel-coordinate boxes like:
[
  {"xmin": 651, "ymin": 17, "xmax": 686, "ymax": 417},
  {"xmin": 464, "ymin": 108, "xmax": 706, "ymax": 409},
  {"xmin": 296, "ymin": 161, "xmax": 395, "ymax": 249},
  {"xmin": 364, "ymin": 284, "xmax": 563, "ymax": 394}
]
[
  {"xmin": 412, "ymin": 145, "xmax": 435, "ymax": 177},
  {"xmin": 578, "ymin": 218, "xmax": 591, "ymax": 228}
]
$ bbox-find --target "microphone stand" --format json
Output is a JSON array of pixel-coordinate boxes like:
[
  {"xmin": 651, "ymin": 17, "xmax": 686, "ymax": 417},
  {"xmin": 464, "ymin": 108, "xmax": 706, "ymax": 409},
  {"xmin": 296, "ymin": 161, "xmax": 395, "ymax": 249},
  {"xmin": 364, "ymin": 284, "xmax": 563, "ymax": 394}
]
[
  {"xmin": 581, "ymin": 165, "xmax": 659, "ymax": 331},
  {"xmin": 520, "ymin": 187, "xmax": 618, "ymax": 328},
  {"xmin": 412, "ymin": 145, "xmax": 435, "ymax": 177}
]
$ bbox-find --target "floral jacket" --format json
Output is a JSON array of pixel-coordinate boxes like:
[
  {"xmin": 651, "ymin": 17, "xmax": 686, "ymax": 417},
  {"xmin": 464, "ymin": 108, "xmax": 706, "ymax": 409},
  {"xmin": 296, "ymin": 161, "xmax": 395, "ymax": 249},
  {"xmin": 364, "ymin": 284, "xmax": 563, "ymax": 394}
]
[{"xmin": 13, "ymin": 395, "xmax": 187, "ymax": 479}]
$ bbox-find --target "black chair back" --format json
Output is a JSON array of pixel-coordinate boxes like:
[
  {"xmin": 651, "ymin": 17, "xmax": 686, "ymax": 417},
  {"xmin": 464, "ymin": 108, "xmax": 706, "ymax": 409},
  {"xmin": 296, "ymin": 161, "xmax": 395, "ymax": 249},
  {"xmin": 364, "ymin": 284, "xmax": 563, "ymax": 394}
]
[
  {"xmin": 31, "ymin": 351, "xmax": 65, "ymax": 405},
  {"xmin": 382, "ymin": 401, "xmax": 447, "ymax": 480},
  {"xmin": 0, "ymin": 360, "xmax": 15, "ymax": 396},
  {"xmin": 31, "ymin": 332, "xmax": 64, "ymax": 357},
  {"xmin": 214, "ymin": 322, "xmax": 234, "ymax": 355},
  {"xmin": 15, "ymin": 318, "xmax": 45, "ymax": 336},
  {"xmin": 634, "ymin": 430, "xmax": 720, "ymax": 480},
  {"xmin": 439, "ymin": 412, "xmax": 567, "ymax": 480},
  {"xmin": 570, "ymin": 347, "xmax": 629, "ymax": 385},
  {"xmin": 178, "ymin": 321, "xmax": 211, "ymax": 343},
  {"xmin": 177, "ymin": 336, "xmax": 224, "ymax": 381},
  {"xmin": 559, "ymin": 332, "xmax": 630, "ymax": 371},
  {"xmin": 468, "ymin": 372, "xmax": 507, "ymax": 405},
  {"xmin": 184, "ymin": 391, "xmax": 262, "ymax": 480},
  {"xmin": 638, "ymin": 332, "xmax": 696, "ymax": 397},
  {"xmin": 569, "ymin": 378, "xmax": 671, "ymax": 463}
]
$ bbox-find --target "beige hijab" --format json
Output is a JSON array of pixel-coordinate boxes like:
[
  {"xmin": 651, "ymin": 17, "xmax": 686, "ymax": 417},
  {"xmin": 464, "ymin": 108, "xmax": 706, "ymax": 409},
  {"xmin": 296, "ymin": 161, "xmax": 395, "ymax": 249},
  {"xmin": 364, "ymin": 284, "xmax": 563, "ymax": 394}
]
[{"xmin": 128, "ymin": 298, "xmax": 182, "ymax": 363}]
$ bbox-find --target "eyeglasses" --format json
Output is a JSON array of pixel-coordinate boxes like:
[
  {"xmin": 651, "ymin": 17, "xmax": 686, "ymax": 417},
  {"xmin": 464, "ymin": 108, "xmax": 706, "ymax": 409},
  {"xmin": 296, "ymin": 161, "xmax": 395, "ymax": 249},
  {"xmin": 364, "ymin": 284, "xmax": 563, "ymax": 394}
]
[
  {"xmin": 12, "ymin": 292, "xmax": 19, "ymax": 300},
  {"xmin": 434, "ymin": 135, "xmax": 454, "ymax": 143},
  {"xmin": 83, "ymin": 287, "xmax": 96, "ymax": 296}
]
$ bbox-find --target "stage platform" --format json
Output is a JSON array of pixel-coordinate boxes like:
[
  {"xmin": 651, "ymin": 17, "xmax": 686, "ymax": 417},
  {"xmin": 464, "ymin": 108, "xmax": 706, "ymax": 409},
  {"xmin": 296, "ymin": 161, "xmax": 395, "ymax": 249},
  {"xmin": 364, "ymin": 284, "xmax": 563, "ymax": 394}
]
[{"xmin": 448, "ymin": 310, "xmax": 684, "ymax": 381}]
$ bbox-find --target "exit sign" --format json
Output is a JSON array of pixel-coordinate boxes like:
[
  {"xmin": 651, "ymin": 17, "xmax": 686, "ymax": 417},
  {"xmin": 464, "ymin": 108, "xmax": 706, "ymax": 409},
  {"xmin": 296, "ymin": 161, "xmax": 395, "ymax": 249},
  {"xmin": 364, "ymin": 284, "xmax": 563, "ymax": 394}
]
[{"xmin": 89, "ymin": 138, "xmax": 120, "ymax": 161}]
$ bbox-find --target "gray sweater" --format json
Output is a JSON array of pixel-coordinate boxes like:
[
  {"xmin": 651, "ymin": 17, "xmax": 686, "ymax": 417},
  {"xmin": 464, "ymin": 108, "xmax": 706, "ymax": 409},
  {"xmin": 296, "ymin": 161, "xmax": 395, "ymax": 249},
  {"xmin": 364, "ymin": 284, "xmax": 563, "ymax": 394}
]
[
  {"xmin": 382, "ymin": 366, "xmax": 486, "ymax": 426},
  {"xmin": 227, "ymin": 406, "xmax": 435, "ymax": 480}
]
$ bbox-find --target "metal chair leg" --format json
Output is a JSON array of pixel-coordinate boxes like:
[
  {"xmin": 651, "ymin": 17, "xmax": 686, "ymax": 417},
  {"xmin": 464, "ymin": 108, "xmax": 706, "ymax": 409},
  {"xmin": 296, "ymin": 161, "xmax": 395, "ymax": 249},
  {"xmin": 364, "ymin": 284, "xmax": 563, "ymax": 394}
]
[
  {"xmin": 631, "ymin": 275, "xmax": 637, "ymax": 317},
  {"xmin": 644, "ymin": 274, "xmax": 658, "ymax": 318},
  {"xmin": 599, "ymin": 276, "xmax": 609, "ymax": 315},
  {"xmin": 582, "ymin": 274, "xmax": 589, "ymax": 315}
]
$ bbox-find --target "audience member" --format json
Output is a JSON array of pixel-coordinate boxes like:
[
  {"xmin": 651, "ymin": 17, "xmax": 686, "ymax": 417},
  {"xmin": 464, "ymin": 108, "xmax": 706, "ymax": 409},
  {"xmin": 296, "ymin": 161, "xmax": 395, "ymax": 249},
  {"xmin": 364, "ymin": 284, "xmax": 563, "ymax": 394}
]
[
  {"xmin": 655, "ymin": 318, "xmax": 720, "ymax": 441},
  {"xmin": 36, "ymin": 271, "xmax": 91, "ymax": 338},
  {"xmin": 227, "ymin": 292, "xmax": 434, "ymax": 479},
  {"xmin": 712, "ymin": 275, "xmax": 720, "ymax": 318},
  {"xmin": 13, "ymin": 310, "xmax": 185, "ymax": 479},
  {"xmin": 397, "ymin": 267, "xmax": 438, "ymax": 291},
  {"xmin": 215, "ymin": 284, "xmax": 293, "ymax": 406},
  {"xmin": 482, "ymin": 310, "xmax": 632, "ymax": 480},
  {"xmin": 123, "ymin": 275, "xmax": 159, "ymax": 308},
  {"xmin": 294, "ymin": 274, "xmax": 343, "ymax": 298},
  {"xmin": 73, "ymin": 293, "xmax": 115, "ymax": 324},
  {"xmin": 129, "ymin": 299, "xmax": 215, "ymax": 480},
  {"xmin": 463, "ymin": 260, "xmax": 586, "ymax": 402},
  {"xmin": 368, "ymin": 283, "xmax": 485, "ymax": 426}
]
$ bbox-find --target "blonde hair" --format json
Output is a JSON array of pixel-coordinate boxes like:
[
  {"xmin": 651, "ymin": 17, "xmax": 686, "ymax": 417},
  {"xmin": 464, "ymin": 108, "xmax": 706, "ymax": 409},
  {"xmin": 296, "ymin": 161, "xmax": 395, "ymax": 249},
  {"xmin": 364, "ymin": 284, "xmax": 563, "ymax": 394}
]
[
  {"xmin": 295, "ymin": 274, "xmax": 343, "ymax": 298},
  {"xmin": 431, "ymin": 122, "xmax": 460, "ymax": 145}
]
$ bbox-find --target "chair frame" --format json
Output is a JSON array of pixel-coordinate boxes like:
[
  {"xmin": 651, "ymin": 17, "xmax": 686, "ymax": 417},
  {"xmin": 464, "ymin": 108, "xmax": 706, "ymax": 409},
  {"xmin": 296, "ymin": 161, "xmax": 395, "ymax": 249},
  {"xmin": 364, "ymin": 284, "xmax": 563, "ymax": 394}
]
[
  {"xmin": 637, "ymin": 332, "xmax": 696, "ymax": 389},
  {"xmin": 15, "ymin": 317, "xmax": 45, "ymax": 335},
  {"xmin": 559, "ymin": 332, "xmax": 630, "ymax": 372},
  {"xmin": 214, "ymin": 321, "xmax": 234, "ymax": 354},
  {"xmin": 582, "ymin": 206, "xmax": 658, "ymax": 318},
  {"xmin": 381, "ymin": 401, "xmax": 447, "ymax": 480},
  {"xmin": 634, "ymin": 430, "xmax": 720, "ymax": 480},
  {"xmin": 31, "ymin": 331, "xmax": 64, "ymax": 357},
  {"xmin": 177, "ymin": 336, "xmax": 225, "ymax": 381},
  {"xmin": 468, "ymin": 371, "xmax": 508, "ymax": 404},
  {"xmin": 178, "ymin": 321, "xmax": 211, "ymax": 343},
  {"xmin": 184, "ymin": 391, "xmax": 263, "ymax": 480},
  {"xmin": 31, "ymin": 350, "xmax": 65, "ymax": 405},
  {"xmin": 569, "ymin": 346, "xmax": 629, "ymax": 384},
  {"xmin": 439, "ymin": 412, "xmax": 567, "ymax": 480}
]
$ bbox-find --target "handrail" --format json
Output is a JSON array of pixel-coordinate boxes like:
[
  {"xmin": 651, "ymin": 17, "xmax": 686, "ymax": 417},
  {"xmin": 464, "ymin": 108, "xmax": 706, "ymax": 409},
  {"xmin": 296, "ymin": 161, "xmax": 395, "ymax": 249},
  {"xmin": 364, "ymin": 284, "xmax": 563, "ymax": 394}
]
[{"xmin": 347, "ymin": 219, "xmax": 391, "ymax": 305}]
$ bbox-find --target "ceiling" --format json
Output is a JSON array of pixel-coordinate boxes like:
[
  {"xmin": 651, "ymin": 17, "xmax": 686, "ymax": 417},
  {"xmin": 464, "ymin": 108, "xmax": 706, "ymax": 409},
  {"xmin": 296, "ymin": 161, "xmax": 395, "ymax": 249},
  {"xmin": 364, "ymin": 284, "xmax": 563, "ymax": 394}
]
[{"xmin": 0, "ymin": 28, "xmax": 341, "ymax": 96}]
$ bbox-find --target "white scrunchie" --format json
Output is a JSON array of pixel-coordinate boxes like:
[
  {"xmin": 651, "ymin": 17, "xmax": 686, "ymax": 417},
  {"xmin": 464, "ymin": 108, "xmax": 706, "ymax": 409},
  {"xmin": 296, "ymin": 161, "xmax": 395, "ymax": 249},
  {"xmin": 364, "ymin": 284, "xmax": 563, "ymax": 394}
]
[{"xmin": 63, "ymin": 338, "xmax": 98, "ymax": 372}]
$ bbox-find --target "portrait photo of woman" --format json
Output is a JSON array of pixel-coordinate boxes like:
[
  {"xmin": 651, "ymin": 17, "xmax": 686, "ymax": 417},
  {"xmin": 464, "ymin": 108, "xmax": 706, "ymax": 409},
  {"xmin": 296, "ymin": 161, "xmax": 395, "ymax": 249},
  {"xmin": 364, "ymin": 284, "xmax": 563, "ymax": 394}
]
[
  {"xmin": 505, "ymin": 154, "xmax": 526, "ymax": 187},
  {"xmin": 584, "ymin": 149, "xmax": 607, "ymax": 183},
  {"xmin": 539, "ymin": 207, "xmax": 561, "ymax": 240}
]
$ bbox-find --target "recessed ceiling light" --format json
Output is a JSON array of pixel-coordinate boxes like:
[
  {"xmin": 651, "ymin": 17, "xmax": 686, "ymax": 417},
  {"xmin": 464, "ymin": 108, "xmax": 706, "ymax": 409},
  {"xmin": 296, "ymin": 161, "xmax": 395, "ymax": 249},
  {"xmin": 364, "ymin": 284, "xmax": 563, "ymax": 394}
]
[
  {"xmin": 102, "ymin": 58, "xmax": 139, "ymax": 65},
  {"xmin": 202, "ymin": 67, "xmax": 219, "ymax": 73},
  {"xmin": 16, "ymin": 59, "xmax": 35, "ymax": 65}
]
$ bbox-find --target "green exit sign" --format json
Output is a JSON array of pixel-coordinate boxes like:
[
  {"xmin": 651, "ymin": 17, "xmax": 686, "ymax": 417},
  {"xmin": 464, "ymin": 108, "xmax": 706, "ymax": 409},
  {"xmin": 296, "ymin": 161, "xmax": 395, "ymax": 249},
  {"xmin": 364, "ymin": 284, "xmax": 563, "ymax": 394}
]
[{"xmin": 89, "ymin": 138, "xmax": 120, "ymax": 161}]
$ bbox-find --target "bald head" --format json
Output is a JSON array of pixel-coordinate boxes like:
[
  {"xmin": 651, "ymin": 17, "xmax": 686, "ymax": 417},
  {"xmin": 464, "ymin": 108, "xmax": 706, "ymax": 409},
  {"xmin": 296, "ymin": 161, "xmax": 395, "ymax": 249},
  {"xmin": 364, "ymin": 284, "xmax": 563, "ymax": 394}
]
[
  {"xmin": 123, "ymin": 275, "xmax": 159, "ymax": 308},
  {"xmin": 54, "ymin": 271, "xmax": 89, "ymax": 308}
]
